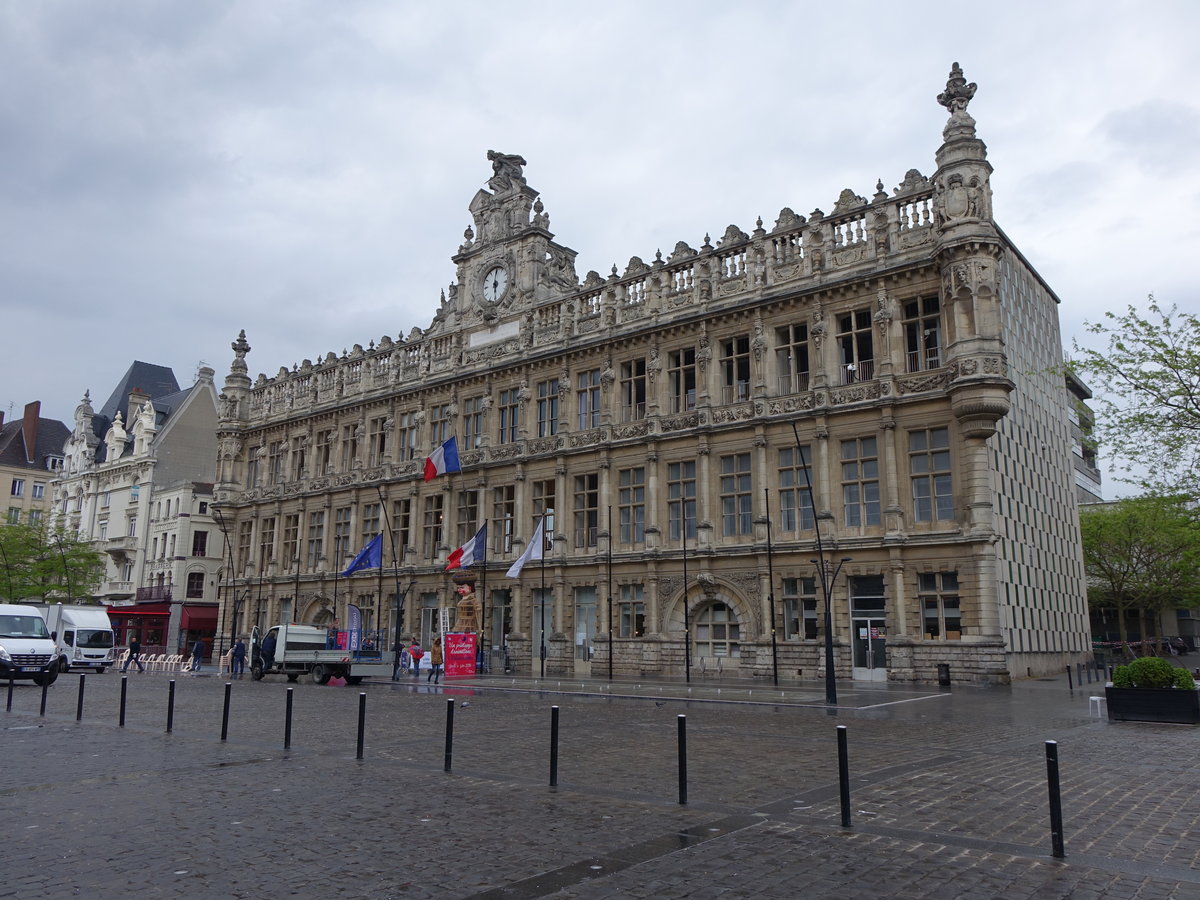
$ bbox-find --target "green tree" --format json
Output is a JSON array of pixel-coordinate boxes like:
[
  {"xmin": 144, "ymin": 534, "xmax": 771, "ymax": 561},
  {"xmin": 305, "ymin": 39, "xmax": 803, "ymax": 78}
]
[
  {"xmin": 1080, "ymin": 496, "xmax": 1200, "ymax": 645},
  {"xmin": 0, "ymin": 522, "xmax": 106, "ymax": 602},
  {"xmin": 1071, "ymin": 297, "xmax": 1200, "ymax": 498}
]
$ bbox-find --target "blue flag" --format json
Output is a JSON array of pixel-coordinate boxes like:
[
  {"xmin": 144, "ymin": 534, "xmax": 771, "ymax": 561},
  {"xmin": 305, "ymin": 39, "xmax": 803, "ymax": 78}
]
[{"xmin": 342, "ymin": 533, "xmax": 383, "ymax": 576}]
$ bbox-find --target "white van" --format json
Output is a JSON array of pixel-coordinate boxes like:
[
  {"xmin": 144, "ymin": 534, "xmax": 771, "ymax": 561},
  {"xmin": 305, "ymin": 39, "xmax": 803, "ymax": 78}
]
[
  {"xmin": 39, "ymin": 604, "xmax": 116, "ymax": 673},
  {"xmin": 0, "ymin": 604, "xmax": 59, "ymax": 686}
]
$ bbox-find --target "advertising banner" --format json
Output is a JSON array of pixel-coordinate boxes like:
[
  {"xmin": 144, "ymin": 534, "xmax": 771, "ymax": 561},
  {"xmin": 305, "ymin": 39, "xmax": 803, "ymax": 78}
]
[{"xmin": 443, "ymin": 632, "xmax": 477, "ymax": 678}]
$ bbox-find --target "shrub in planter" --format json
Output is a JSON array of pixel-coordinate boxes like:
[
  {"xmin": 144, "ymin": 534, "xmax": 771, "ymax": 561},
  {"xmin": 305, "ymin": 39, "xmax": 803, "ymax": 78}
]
[
  {"xmin": 1112, "ymin": 656, "xmax": 1196, "ymax": 690},
  {"xmin": 1107, "ymin": 656, "xmax": 1199, "ymax": 724}
]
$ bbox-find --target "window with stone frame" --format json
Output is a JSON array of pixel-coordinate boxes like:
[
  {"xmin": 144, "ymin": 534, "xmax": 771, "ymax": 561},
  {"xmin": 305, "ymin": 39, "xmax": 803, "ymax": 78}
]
[
  {"xmin": 367, "ymin": 416, "xmax": 389, "ymax": 466},
  {"xmin": 462, "ymin": 396, "xmax": 486, "ymax": 449},
  {"xmin": 258, "ymin": 517, "xmax": 276, "ymax": 568},
  {"xmin": 576, "ymin": 368, "xmax": 602, "ymax": 429},
  {"xmin": 267, "ymin": 440, "xmax": 285, "ymax": 484},
  {"xmin": 422, "ymin": 494, "xmax": 444, "ymax": 560},
  {"xmin": 920, "ymin": 572, "xmax": 961, "ymax": 640},
  {"xmin": 395, "ymin": 413, "xmax": 419, "ymax": 461},
  {"xmin": 619, "ymin": 583, "xmax": 646, "ymax": 637},
  {"xmin": 455, "ymin": 489, "xmax": 479, "ymax": 545},
  {"xmin": 775, "ymin": 323, "xmax": 810, "ymax": 394},
  {"xmin": 361, "ymin": 502, "xmax": 381, "ymax": 546},
  {"xmin": 10, "ymin": 478, "xmax": 23, "ymax": 497},
  {"xmin": 191, "ymin": 530, "xmax": 208, "ymax": 557},
  {"xmin": 290, "ymin": 441, "xmax": 306, "ymax": 480},
  {"xmin": 186, "ymin": 571, "xmax": 205, "ymax": 599},
  {"xmin": 903, "ymin": 296, "xmax": 943, "ymax": 372},
  {"xmin": 497, "ymin": 388, "xmax": 520, "ymax": 444},
  {"xmin": 340, "ymin": 424, "xmax": 359, "ymax": 471},
  {"xmin": 837, "ymin": 308, "xmax": 875, "ymax": 383},
  {"xmin": 333, "ymin": 507, "xmax": 352, "ymax": 565},
  {"xmin": 392, "ymin": 498, "xmax": 412, "ymax": 558},
  {"xmin": 720, "ymin": 335, "xmax": 751, "ymax": 403},
  {"xmin": 306, "ymin": 510, "xmax": 325, "ymax": 568},
  {"xmin": 695, "ymin": 602, "xmax": 740, "ymax": 658},
  {"xmin": 617, "ymin": 466, "xmax": 646, "ymax": 544},
  {"xmin": 315, "ymin": 429, "xmax": 334, "ymax": 473},
  {"xmin": 573, "ymin": 473, "xmax": 599, "ymax": 548},
  {"xmin": 536, "ymin": 378, "xmax": 560, "ymax": 437},
  {"xmin": 841, "ymin": 437, "xmax": 881, "ymax": 527},
  {"xmin": 619, "ymin": 358, "xmax": 647, "ymax": 422},
  {"xmin": 246, "ymin": 449, "xmax": 261, "ymax": 487},
  {"xmin": 778, "ymin": 446, "xmax": 815, "ymax": 532},
  {"xmin": 430, "ymin": 403, "xmax": 452, "ymax": 447},
  {"xmin": 532, "ymin": 479, "xmax": 555, "ymax": 547},
  {"xmin": 6, "ymin": 508, "xmax": 19, "ymax": 525},
  {"xmin": 493, "ymin": 485, "xmax": 515, "ymax": 555},
  {"xmin": 781, "ymin": 576, "xmax": 818, "ymax": 639},
  {"xmin": 281, "ymin": 515, "xmax": 299, "ymax": 567},
  {"xmin": 32, "ymin": 482, "xmax": 45, "ymax": 500},
  {"xmin": 668, "ymin": 347, "xmax": 697, "ymax": 412},
  {"xmin": 909, "ymin": 427, "xmax": 954, "ymax": 522},
  {"xmin": 667, "ymin": 460, "xmax": 697, "ymax": 541},
  {"xmin": 237, "ymin": 520, "xmax": 253, "ymax": 572},
  {"xmin": 719, "ymin": 452, "xmax": 753, "ymax": 537}
]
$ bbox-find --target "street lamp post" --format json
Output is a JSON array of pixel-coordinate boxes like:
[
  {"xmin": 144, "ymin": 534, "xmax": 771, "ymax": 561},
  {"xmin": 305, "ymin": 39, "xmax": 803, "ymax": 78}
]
[{"xmin": 53, "ymin": 533, "xmax": 75, "ymax": 603}]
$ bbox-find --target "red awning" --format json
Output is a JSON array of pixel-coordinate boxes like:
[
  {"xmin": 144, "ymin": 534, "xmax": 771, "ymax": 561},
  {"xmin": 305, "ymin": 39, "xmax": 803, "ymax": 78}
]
[
  {"xmin": 181, "ymin": 605, "xmax": 219, "ymax": 630},
  {"xmin": 106, "ymin": 601, "xmax": 171, "ymax": 619}
]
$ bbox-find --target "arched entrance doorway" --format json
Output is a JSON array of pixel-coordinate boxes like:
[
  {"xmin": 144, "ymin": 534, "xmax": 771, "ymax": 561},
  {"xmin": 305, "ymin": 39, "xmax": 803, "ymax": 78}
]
[{"xmin": 665, "ymin": 579, "xmax": 752, "ymax": 676}]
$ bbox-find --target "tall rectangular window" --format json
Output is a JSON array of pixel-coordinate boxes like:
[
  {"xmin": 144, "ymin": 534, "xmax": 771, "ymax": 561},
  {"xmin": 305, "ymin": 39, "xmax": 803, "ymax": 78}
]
[
  {"xmin": 493, "ymin": 485, "xmax": 515, "ymax": 555},
  {"xmin": 306, "ymin": 511, "xmax": 325, "ymax": 568},
  {"xmin": 315, "ymin": 429, "xmax": 334, "ymax": 473},
  {"xmin": 463, "ymin": 396, "xmax": 486, "ymax": 449},
  {"xmin": 537, "ymin": 379, "xmax": 560, "ymax": 437},
  {"xmin": 781, "ymin": 577, "xmax": 819, "ymax": 639},
  {"xmin": 721, "ymin": 336, "xmax": 751, "ymax": 403},
  {"xmin": 617, "ymin": 467, "xmax": 646, "ymax": 544},
  {"xmin": 268, "ymin": 441, "xmax": 285, "ymax": 484},
  {"xmin": 619, "ymin": 584, "xmax": 646, "ymax": 637},
  {"xmin": 237, "ymin": 520, "xmax": 254, "ymax": 571},
  {"xmin": 576, "ymin": 369, "xmax": 601, "ymax": 429},
  {"xmin": 920, "ymin": 572, "xmax": 961, "ymax": 640},
  {"xmin": 281, "ymin": 515, "xmax": 299, "ymax": 566},
  {"xmin": 191, "ymin": 530, "xmax": 209, "ymax": 557},
  {"xmin": 910, "ymin": 427, "xmax": 953, "ymax": 522},
  {"xmin": 422, "ymin": 495, "xmax": 444, "ymax": 560},
  {"xmin": 430, "ymin": 403, "xmax": 452, "ymax": 446},
  {"xmin": 396, "ymin": 413, "xmax": 418, "ymax": 461},
  {"xmin": 186, "ymin": 572, "xmax": 205, "ymax": 599},
  {"xmin": 32, "ymin": 482, "xmax": 45, "ymax": 500},
  {"xmin": 259, "ymin": 517, "xmax": 276, "ymax": 566},
  {"xmin": 497, "ymin": 388, "xmax": 520, "ymax": 444},
  {"xmin": 333, "ymin": 507, "xmax": 352, "ymax": 564},
  {"xmin": 904, "ymin": 296, "xmax": 942, "ymax": 372},
  {"xmin": 837, "ymin": 308, "xmax": 875, "ymax": 383},
  {"xmin": 291, "ymin": 441, "xmax": 306, "ymax": 480},
  {"xmin": 246, "ymin": 450, "xmax": 261, "ymax": 487},
  {"xmin": 10, "ymin": 478, "xmax": 23, "ymax": 497},
  {"xmin": 340, "ymin": 425, "xmax": 359, "ymax": 471},
  {"xmin": 667, "ymin": 460, "xmax": 697, "ymax": 541},
  {"xmin": 778, "ymin": 446, "xmax": 815, "ymax": 532},
  {"xmin": 668, "ymin": 348, "xmax": 697, "ymax": 413},
  {"xmin": 619, "ymin": 359, "xmax": 647, "ymax": 422},
  {"xmin": 720, "ymin": 453, "xmax": 753, "ymax": 536},
  {"xmin": 532, "ymin": 479, "xmax": 555, "ymax": 546},
  {"xmin": 361, "ymin": 502, "xmax": 381, "ymax": 545},
  {"xmin": 392, "ymin": 499, "xmax": 412, "ymax": 557},
  {"xmin": 368, "ymin": 416, "xmax": 388, "ymax": 466},
  {"xmin": 573, "ymin": 473, "xmax": 599, "ymax": 548},
  {"xmin": 775, "ymin": 323, "xmax": 810, "ymax": 394},
  {"xmin": 456, "ymin": 489, "xmax": 479, "ymax": 545},
  {"xmin": 841, "ymin": 437, "xmax": 881, "ymax": 527}
]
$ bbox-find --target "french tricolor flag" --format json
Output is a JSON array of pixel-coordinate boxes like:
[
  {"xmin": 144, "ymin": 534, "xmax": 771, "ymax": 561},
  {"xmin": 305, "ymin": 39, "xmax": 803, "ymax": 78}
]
[
  {"xmin": 446, "ymin": 523, "xmax": 487, "ymax": 571},
  {"xmin": 423, "ymin": 436, "xmax": 462, "ymax": 482}
]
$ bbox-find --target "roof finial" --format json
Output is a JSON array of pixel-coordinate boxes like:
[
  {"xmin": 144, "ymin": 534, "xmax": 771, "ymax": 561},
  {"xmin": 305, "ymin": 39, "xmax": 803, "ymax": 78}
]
[{"xmin": 937, "ymin": 62, "xmax": 976, "ymax": 115}]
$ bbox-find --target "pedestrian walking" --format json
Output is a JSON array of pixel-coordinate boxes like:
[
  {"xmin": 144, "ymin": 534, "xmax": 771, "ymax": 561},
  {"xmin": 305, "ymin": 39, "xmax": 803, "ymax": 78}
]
[
  {"xmin": 408, "ymin": 640, "xmax": 424, "ymax": 676},
  {"xmin": 231, "ymin": 638, "xmax": 247, "ymax": 678},
  {"xmin": 190, "ymin": 639, "xmax": 205, "ymax": 673},
  {"xmin": 122, "ymin": 636, "xmax": 146, "ymax": 673},
  {"xmin": 394, "ymin": 641, "xmax": 409, "ymax": 680},
  {"xmin": 428, "ymin": 637, "xmax": 443, "ymax": 684}
]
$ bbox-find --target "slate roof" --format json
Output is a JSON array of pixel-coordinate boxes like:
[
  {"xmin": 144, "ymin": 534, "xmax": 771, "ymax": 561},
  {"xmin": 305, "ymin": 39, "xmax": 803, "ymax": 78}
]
[
  {"xmin": 91, "ymin": 362, "xmax": 181, "ymax": 463},
  {"xmin": 0, "ymin": 414, "xmax": 70, "ymax": 472}
]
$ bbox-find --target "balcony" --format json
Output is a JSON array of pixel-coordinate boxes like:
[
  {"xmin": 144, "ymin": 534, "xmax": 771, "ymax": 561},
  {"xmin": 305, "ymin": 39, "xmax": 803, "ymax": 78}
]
[
  {"xmin": 103, "ymin": 535, "xmax": 138, "ymax": 558},
  {"xmin": 136, "ymin": 586, "xmax": 173, "ymax": 602},
  {"xmin": 840, "ymin": 360, "xmax": 875, "ymax": 384}
]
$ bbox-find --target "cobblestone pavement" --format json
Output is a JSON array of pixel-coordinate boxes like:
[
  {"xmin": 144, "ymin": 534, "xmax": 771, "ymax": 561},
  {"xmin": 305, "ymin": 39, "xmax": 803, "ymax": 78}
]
[{"xmin": 3, "ymin": 667, "xmax": 1199, "ymax": 899}]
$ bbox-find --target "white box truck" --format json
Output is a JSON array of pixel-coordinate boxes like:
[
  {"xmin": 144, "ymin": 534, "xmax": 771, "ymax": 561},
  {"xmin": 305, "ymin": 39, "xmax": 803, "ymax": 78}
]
[
  {"xmin": 0, "ymin": 603, "xmax": 59, "ymax": 686},
  {"xmin": 39, "ymin": 603, "xmax": 116, "ymax": 673},
  {"xmin": 249, "ymin": 624, "xmax": 392, "ymax": 685}
]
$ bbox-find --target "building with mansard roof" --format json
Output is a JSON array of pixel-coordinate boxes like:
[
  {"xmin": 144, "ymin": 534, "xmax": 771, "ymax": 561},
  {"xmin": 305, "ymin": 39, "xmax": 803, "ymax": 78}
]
[
  {"xmin": 212, "ymin": 65, "xmax": 1091, "ymax": 684},
  {"xmin": 0, "ymin": 401, "xmax": 68, "ymax": 531}
]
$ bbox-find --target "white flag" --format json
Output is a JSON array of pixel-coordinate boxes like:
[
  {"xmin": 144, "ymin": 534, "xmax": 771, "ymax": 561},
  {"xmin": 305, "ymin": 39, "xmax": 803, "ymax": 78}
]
[{"xmin": 506, "ymin": 516, "xmax": 546, "ymax": 578}]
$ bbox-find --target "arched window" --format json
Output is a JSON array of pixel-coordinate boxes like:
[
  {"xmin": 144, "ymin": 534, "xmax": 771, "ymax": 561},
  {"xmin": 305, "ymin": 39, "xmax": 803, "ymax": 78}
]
[{"xmin": 694, "ymin": 602, "xmax": 740, "ymax": 658}]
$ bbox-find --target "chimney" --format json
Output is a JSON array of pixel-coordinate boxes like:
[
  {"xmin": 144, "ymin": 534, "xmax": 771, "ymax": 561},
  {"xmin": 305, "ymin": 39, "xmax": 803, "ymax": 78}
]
[
  {"xmin": 128, "ymin": 387, "xmax": 151, "ymax": 422},
  {"xmin": 21, "ymin": 401, "xmax": 40, "ymax": 464}
]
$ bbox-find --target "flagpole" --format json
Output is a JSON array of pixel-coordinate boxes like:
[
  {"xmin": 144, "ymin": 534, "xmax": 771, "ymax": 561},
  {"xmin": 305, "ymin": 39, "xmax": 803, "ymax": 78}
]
[
  {"xmin": 375, "ymin": 535, "xmax": 383, "ymax": 655},
  {"xmin": 539, "ymin": 516, "xmax": 547, "ymax": 679},
  {"xmin": 764, "ymin": 487, "xmax": 779, "ymax": 687},
  {"xmin": 479, "ymin": 525, "xmax": 488, "ymax": 674},
  {"xmin": 682, "ymin": 511, "xmax": 690, "ymax": 684},
  {"xmin": 606, "ymin": 504, "xmax": 613, "ymax": 682},
  {"xmin": 377, "ymin": 484, "xmax": 406, "ymax": 676}
]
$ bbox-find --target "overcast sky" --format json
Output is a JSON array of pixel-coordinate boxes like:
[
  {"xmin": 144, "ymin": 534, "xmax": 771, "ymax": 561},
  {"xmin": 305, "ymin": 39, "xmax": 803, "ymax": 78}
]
[{"xmin": 2, "ymin": 1, "xmax": 1197, "ymax": 495}]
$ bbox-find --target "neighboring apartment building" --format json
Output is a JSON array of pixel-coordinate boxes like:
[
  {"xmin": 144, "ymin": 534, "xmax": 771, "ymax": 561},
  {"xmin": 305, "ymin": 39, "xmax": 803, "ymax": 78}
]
[
  {"xmin": 0, "ymin": 401, "xmax": 68, "ymax": 530},
  {"xmin": 1065, "ymin": 370, "xmax": 1103, "ymax": 505},
  {"xmin": 50, "ymin": 363, "xmax": 223, "ymax": 654},
  {"xmin": 211, "ymin": 64, "xmax": 1092, "ymax": 684}
]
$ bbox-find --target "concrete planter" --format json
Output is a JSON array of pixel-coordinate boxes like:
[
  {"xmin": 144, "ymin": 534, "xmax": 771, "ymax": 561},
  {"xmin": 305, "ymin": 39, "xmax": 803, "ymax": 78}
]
[{"xmin": 1105, "ymin": 685, "xmax": 1200, "ymax": 724}]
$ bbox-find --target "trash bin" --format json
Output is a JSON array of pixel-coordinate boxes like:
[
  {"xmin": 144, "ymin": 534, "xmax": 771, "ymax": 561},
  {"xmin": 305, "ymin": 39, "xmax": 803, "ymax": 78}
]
[{"xmin": 936, "ymin": 663, "xmax": 951, "ymax": 686}]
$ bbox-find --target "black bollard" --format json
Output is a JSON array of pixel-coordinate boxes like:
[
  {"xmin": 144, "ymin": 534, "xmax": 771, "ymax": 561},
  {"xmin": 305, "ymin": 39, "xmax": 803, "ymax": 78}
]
[
  {"xmin": 221, "ymin": 682, "xmax": 232, "ymax": 741},
  {"xmin": 677, "ymin": 714, "xmax": 688, "ymax": 805},
  {"xmin": 6, "ymin": 676, "xmax": 13, "ymax": 712},
  {"xmin": 39, "ymin": 677, "xmax": 49, "ymax": 716},
  {"xmin": 284, "ymin": 688, "xmax": 293, "ymax": 750},
  {"xmin": 1066, "ymin": 664, "xmax": 1073, "ymax": 691},
  {"xmin": 356, "ymin": 692, "xmax": 366, "ymax": 760},
  {"xmin": 549, "ymin": 706, "xmax": 560, "ymax": 788},
  {"xmin": 837, "ymin": 725, "xmax": 851, "ymax": 827},
  {"xmin": 119, "ymin": 676, "xmax": 128, "ymax": 727},
  {"xmin": 76, "ymin": 674, "xmax": 86, "ymax": 721},
  {"xmin": 166, "ymin": 680, "xmax": 176, "ymax": 733},
  {"xmin": 444, "ymin": 698, "xmax": 455, "ymax": 773},
  {"xmin": 1046, "ymin": 740, "xmax": 1065, "ymax": 859},
  {"xmin": 1077, "ymin": 663, "xmax": 1083, "ymax": 687}
]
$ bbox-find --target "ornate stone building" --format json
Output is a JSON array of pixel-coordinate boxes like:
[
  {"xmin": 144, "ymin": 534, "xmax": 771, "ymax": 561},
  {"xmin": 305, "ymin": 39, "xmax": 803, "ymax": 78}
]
[{"xmin": 212, "ymin": 65, "xmax": 1091, "ymax": 684}]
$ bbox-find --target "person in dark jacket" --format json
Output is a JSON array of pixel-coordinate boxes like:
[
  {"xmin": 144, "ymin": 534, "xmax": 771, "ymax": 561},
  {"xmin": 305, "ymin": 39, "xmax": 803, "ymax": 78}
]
[
  {"xmin": 122, "ymin": 637, "xmax": 146, "ymax": 673},
  {"xmin": 190, "ymin": 639, "xmax": 205, "ymax": 673},
  {"xmin": 231, "ymin": 638, "xmax": 247, "ymax": 678},
  {"xmin": 261, "ymin": 632, "xmax": 277, "ymax": 671}
]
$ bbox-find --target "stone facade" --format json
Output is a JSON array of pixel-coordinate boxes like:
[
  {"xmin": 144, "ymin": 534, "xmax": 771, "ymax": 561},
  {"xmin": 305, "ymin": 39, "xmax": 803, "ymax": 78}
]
[{"xmin": 211, "ymin": 65, "xmax": 1091, "ymax": 684}]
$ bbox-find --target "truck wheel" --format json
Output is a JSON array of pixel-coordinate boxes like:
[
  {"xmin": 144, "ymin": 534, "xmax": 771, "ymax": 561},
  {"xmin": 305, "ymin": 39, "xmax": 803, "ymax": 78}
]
[
  {"xmin": 251, "ymin": 663, "xmax": 264, "ymax": 681},
  {"xmin": 311, "ymin": 664, "xmax": 331, "ymax": 685},
  {"xmin": 96, "ymin": 667, "xmax": 106, "ymax": 675},
  {"xmin": 58, "ymin": 658, "xmax": 70, "ymax": 673},
  {"xmin": 34, "ymin": 668, "xmax": 59, "ymax": 687},
  {"xmin": 346, "ymin": 676, "xmax": 364, "ymax": 686}
]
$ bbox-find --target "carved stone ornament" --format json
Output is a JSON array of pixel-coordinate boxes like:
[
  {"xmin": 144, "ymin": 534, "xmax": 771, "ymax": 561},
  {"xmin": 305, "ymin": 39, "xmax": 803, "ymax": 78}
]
[
  {"xmin": 773, "ymin": 207, "xmax": 806, "ymax": 231},
  {"xmin": 832, "ymin": 188, "xmax": 868, "ymax": 216},
  {"xmin": 937, "ymin": 62, "xmax": 977, "ymax": 115}
]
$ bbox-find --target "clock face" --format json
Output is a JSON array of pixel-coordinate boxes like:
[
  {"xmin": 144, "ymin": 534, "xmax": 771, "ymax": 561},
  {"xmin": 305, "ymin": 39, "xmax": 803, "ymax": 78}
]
[{"xmin": 482, "ymin": 266, "xmax": 508, "ymax": 303}]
